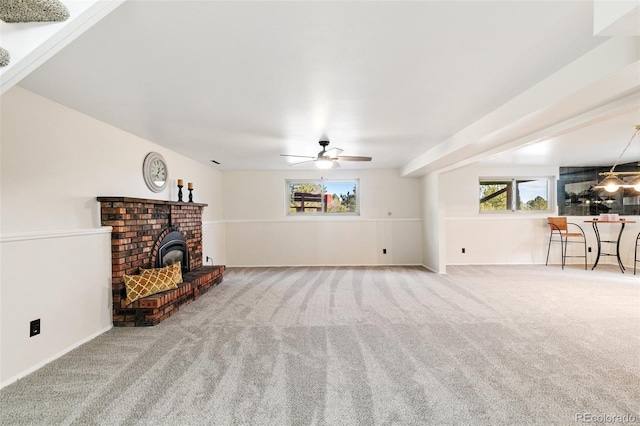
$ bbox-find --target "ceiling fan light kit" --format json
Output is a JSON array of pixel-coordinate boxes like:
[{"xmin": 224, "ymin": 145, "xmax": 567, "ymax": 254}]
[
  {"xmin": 594, "ymin": 125, "xmax": 640, "ymax": 193},
  {"xmin": 280, "ymin": 140, "xmax": 372, "ymax": 169},
  {"xmin": 315, "ymin": 158, "xmax": 334, "ymax": 169}
]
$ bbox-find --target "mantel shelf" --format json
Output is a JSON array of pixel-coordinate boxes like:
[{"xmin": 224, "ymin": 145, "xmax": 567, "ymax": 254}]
[{"xmin": 97, "ymin": 196, "xmax": 208, "ymax": 207}]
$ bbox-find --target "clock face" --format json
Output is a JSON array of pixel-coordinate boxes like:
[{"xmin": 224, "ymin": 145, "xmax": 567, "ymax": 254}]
[
  {"xmin": 143, "ymin": 152, "xmax": 168, "ymax": 192},
  {"xmin": 151, "ymin": 159, "xmax": 167, "ymax": 184}
]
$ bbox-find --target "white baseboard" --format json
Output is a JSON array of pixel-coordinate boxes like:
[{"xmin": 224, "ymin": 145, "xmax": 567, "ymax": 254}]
[{"xmin": 224, "ymin": 263, "xmax": 424, "ymax": 268}]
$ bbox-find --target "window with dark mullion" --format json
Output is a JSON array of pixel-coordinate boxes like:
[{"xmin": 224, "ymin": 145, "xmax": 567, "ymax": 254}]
[
  {"xmin": 479, "ymin": 177, "xmax": 551, "ymax": 213},
  {"xmin": 287, "ymin": 179, "xmax": 359, "ymax": 215}
]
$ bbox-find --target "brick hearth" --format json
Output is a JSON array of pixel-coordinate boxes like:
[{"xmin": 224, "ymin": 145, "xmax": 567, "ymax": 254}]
[{"xmin": 97, "ymin": 197, "xmax": 224, "ymax": 326}]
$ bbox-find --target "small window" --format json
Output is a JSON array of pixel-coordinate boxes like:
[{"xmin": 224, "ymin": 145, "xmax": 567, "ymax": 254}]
[
  {"xmin": 480, "ymin": 177, "xmax": 551, "ymax": 213},
  {"xmin": 287, "ymin": 179, "xmax": 359, "ymax": 215}
]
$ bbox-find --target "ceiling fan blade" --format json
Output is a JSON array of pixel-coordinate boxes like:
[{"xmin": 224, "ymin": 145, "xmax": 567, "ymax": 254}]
[
  {"xmin": 325, "ymin": 147, "xmax": 343, "ymax": 158},
  {"xmin": 289, "ymin": 160, "xmax": 315, "ymax": 167},
  {"xmin": 281, "ymin": 154, "xmax": 316, "ymax": 159},
  {"xmin": 335, "ymin": 155, "xmax": 372, "ymax": 162}
]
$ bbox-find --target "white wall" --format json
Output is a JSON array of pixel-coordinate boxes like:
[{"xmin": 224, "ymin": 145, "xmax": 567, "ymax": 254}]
[
  {"xmin": 222, "ymin": 169, "xmax": 422, "ymax": 266},
  {"xmin": 439, "ymin": 163, "xmax": 640, "ymax": 269},
  {"xmin": 0, "ymin": 86, "xmax": 224, "ymax": 386},
  {"xmin": 441, "ymin": 164, "xmax": 558, "ymax": 266},
  {"xmin": 0, "ymin": 230, "xmax": 112, "ymax": 386}
]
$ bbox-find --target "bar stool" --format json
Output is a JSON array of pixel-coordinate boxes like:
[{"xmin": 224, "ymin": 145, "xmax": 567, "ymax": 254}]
[
  {"xmin": 635, "ymin": 232, "xmax": 640, "ymax": 275},
  {"xmin": 546, "ymin": 217, "xmax": 587, "ymax": 270}
]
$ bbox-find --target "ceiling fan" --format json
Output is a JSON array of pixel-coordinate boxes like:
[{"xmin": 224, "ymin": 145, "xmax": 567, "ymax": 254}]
[{"xmin": 280, "ymin": 140, "xmax": 372, "ymax": 169}]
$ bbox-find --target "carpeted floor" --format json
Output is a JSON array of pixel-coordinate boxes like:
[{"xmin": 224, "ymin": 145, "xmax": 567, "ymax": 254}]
[{"xmin": 1, "ymin": 265, "xmax": 638, "ymax": 425}]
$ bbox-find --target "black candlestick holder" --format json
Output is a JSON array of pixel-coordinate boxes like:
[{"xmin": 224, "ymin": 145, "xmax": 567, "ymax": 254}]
[
  {"xmin": 188, "ymin": 188, "xmax": 193, "ymax": 203},
  {"xmin": 177, "ymin": 184, "xmax": 184, "ymax": 202}
]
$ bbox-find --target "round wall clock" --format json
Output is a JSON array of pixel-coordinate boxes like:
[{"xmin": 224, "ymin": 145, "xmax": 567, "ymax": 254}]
[{"xmin": 142, "ymin": 152, "xmax": 168, "ymax": 193}]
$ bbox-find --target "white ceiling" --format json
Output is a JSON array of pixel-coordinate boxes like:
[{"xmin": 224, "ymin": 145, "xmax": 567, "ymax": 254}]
[{"xmin": 13, "ymin": 0, "xmax": 640, "ymax": 172}]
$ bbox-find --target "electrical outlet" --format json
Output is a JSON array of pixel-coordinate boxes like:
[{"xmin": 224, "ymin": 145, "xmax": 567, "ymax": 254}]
[
  {"xmin": 206, "ymin": 256, "xmax": 210, "ymax": 262},
  {"xmin": 588, "ymin": 247, "xmax": 592, "ymax": 253},
  {"xmin": 30, "ymin": 319, "xmax": 41, "ymax": 337},
  {"xmin": 462, "ymin": 248, "xmax": 466, "ymax": 253},
  {"xmin": 383, "ymin": 249, "xmax": 387, "ymax": 254}
]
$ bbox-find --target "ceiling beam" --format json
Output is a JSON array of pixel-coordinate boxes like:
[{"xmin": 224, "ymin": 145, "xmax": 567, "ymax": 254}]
[
  {"xmin": 593, "ymin": 0, "xmax": 640, "ymax": 36},
  {"xmin": 400, "ymin": 36, "xmax": 640, "ymax": 177}
]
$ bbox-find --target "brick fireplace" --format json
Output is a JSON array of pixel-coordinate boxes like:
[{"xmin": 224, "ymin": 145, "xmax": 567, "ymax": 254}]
[{"xmin": 97, "ymin": 197, "xmax": 224, "ymax": 326}]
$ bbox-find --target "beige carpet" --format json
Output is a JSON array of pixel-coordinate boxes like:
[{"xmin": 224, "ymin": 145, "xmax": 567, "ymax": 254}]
[{"xmin": 1, "ymin": 265, "xmax": 639, "ymax": 425}]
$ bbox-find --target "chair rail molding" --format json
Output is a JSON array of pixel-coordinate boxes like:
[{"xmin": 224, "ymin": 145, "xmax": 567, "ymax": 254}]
[{"xmin": 0, "ymin": 226, "xmax": 112, "ymax": 243}]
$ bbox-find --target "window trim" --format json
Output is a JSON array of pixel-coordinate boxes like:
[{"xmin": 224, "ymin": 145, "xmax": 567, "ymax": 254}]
[
  {"xmin": 285, "ymin": 178, "xmax": 360, "ymax": 216},
  {"xmin": 479, "ymin": 176, "xmax": 554, "ymax": 214}
]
